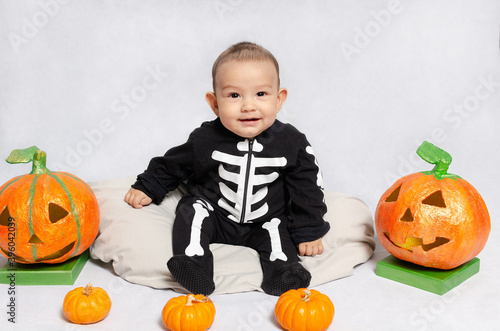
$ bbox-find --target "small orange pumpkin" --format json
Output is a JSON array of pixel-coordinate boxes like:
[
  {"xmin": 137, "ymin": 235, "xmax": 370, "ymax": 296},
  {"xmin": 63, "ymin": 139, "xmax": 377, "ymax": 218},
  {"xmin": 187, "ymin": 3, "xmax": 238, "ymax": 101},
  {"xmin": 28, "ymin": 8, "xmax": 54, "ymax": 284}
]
[
  {"xmin": 375, "ymin": 141, "xmax": 491, "ymax": 269},
  {"xmin": 63, "ymin": 283, "xmax": 112, "ymax": 324},
  {"xmin": 275, "ymin": 288, "xmax": 334, "ymax": 331},
  {"xmin": 0, "ymin": 146, "xmax": 99, "ymax": 264},
  {"xmin": 162, "ymin": 294, "xmax": 216, "ymax": 331}
]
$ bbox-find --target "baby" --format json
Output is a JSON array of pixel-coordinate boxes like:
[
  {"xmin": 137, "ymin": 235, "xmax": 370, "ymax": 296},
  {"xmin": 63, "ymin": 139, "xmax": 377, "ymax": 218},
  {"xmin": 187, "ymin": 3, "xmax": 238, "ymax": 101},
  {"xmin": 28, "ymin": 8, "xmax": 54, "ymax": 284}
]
[{"xmin": 125, "ymin": 41, "xmax": 330, "ymax": 296}]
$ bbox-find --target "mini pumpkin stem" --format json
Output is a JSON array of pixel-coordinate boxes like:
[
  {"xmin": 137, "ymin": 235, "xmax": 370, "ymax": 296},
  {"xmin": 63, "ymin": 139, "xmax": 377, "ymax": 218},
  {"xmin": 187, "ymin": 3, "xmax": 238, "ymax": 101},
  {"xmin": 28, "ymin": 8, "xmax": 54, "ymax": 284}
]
[
  {"xmin": 185, "ymin": 294, "xmax": 210, "ymax": 306},
  {"xmin": 302, "ymin": 289, "xmax": 311, "ymax": 302},
  {"xmin": 416, "ymin": 141, "xmax": 460, "ymax": 180},
  {"xmin": 82, "ymin": 283, "xmax": 94, "ymax": 296},
  {"xmin": 5, "ymin": 146, "xmax": 50, "ymax": 175}
]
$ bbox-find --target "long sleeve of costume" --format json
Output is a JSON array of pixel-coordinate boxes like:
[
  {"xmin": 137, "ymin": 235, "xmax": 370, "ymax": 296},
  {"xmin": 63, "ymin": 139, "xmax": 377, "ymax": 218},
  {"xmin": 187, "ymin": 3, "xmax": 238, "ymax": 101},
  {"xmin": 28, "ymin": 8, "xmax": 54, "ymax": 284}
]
[
  {"xmin": 285, "ymin": 136, "xmax": 330, "ymax": 245},
  {"xmin": 132, "ymin": 136, "xmax": 195, "ymax": 204}
]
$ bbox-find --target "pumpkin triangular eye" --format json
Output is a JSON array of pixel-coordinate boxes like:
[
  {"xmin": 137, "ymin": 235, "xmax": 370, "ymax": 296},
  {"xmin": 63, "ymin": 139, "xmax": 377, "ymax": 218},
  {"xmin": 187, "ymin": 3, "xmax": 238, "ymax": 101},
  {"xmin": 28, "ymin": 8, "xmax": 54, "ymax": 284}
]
[
  {"xmin": 0, "ymin": 206, "xmax": 10, "ymax": 226},
  {"xmin": 49, "ymin": 203, "xmax": 69, "ymax": 223},
  {"xmin": 385, "ymin": 184, "xmax": 401, "ymax": 202},
  {"xmin": 400, "ymin": 208, "xmax": 414, "ymax": 222},
  {"xmin": 29, "ymin": 234, "xmax": 44, "ymax": 244},
  {"xmin": 422, "ymin": 190, "xmax": 446, "ymax": 208}
]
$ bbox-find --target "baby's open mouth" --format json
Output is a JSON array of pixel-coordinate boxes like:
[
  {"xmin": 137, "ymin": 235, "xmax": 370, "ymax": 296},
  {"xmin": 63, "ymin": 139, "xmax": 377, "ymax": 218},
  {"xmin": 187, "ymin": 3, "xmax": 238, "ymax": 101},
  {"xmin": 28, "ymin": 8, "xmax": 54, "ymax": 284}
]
[{"xmin": 240, "ymin": 118, "xmax": 259, "ymax": 122}]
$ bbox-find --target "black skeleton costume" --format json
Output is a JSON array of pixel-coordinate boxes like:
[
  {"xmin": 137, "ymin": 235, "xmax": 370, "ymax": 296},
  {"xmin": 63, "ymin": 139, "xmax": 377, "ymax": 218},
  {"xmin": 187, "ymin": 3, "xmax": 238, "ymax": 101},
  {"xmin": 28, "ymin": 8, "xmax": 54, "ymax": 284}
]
[{"xmin": 132, "ymin": 118, "xmax": 330, "ymax": 295}]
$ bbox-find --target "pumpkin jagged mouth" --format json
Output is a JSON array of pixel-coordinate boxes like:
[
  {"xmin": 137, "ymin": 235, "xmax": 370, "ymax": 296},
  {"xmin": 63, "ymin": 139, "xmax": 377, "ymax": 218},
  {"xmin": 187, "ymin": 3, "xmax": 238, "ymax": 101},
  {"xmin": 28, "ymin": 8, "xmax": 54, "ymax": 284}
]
[
  {"xmin": 40, "ymin": 241, "xmax": 75, "ymax": 261},
  {"xmin": 1, "ymin": 241, "xmax": 75, "ymax": 263},
  {"xmin": 384, "ymin": 232, "xmax": 450, "ymax": 252}
]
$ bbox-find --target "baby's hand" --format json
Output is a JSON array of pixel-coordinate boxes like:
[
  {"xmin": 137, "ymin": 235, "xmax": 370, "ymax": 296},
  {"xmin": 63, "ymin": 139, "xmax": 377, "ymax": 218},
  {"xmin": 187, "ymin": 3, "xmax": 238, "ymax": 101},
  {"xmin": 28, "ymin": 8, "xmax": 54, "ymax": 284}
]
[
  {"xmin": 298, "ymin": 238, "xmax": 324, "ymax": 256},
  {"xmin": 124, "ymin": 188, "xmax": 152, "ymax": 209}
]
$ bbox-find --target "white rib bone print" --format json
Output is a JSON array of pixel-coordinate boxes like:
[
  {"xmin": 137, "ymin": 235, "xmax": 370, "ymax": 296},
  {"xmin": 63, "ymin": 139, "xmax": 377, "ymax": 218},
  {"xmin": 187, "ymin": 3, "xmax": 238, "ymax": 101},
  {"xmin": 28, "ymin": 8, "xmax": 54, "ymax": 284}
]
[{"xmin": 211, "ymin": 139, "xmax": 287, "ymax": 223}]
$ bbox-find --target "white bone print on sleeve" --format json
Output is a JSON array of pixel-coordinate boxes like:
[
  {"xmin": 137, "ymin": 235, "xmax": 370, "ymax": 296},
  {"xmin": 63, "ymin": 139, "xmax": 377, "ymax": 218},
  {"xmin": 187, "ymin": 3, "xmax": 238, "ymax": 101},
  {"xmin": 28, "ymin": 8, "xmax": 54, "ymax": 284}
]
[{"xmin": 305, "ymin": 146, "xmax": 324, "ymax": 190}]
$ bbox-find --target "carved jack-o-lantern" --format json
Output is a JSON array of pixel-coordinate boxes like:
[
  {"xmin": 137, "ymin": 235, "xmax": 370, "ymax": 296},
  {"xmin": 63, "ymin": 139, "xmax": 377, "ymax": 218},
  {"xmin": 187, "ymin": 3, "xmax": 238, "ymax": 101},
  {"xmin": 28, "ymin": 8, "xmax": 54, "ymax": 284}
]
[
  {"xmin": 375, "ymin": 141, "xmax": 490, "ymax": 270},
  {"xmin": 0, "ymin": 146, "xmax": 99, "ymax": 264}
]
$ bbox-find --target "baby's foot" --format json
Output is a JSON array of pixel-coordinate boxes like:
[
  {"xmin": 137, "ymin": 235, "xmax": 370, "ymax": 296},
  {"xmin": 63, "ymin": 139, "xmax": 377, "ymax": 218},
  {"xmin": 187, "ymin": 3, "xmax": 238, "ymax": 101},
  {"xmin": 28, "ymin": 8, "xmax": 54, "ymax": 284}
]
[
  {"xmin": 167, "ymin": 255, "xmax": 215, "ymax": 295},
  {"xmin": 261, "ymin": 263, "xmax": 311, "ymax": 296}
]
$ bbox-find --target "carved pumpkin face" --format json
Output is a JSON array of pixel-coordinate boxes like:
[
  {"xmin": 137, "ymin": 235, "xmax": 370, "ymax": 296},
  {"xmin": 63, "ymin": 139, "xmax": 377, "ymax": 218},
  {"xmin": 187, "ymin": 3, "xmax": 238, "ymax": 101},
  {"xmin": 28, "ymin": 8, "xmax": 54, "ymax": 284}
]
[
  {"xmin": 375, "ymin": 142, "xmax": 490, "ymax": 270},
  {"xmin": 0, "ymin": 147, "xmax": 99, "ymax": 264}
]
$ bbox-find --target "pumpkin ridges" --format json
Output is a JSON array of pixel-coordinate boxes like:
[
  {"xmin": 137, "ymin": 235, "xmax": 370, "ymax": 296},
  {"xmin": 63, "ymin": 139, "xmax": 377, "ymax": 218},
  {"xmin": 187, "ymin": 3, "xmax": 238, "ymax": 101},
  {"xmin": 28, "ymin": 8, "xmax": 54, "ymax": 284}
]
[
  {"xmin": 375, "ymin": 142, "xmax": 491, "ymax": 270},
  {"xmin": 47, "ymin": 172, "xmax": 83, "ymax": 257},
  {"xmin": 194, "ymin": 296, "xmax": 215, "ymax": 330},
  {"xmin": 376, "ymin": 173, "xmax": 424, "ymax": 245},
  {"xmin": 26, "ymin": 175, "xmax": 77, "ymax": 263},
  {"xmin": 56, "ymin": 172, "xmax": 100, "ymax": 245},
  {"xmin": 377, "ymin": 179, "xmax": 464, "ymax": 269},
  {"xmin": 172, "ymin": 306, "xmax": 185, "ymax": 331},
  {"xmin": 279, "ymin": 295, "xmax": 298, "ymax": 330},
  {"xmin": 63, "ymin": 284, "xmax": 111, "ymax": 324},
  {"xmin": 0, "ymin": 150, "xmax": 100, "ymax": 264},
  {"xmin": 455, "ymin": 178, "xmax": 490, "ymax": 261},
  {"xmin": 293, "ymin": 292, "xmax": 308, "ymax": 330},
  {"xmin": 275, "ymin": 288, "xmax": 334, "ymax": 331},
  {"xmin": 309, "ymin": 292, "xmax": 334, "ymax": 330},
  {"xmin": 378, "ymin": 175, "xmax": 472, "ymax": 243},
  {"xmin": 67, "ymin": 295, "xmax": 92, "ymax": 323},
  {"xmin": 305, "ymin": 290, "xmax": 334, "ymax": 331},
  {"xmin": 0, "ymin": 175, "xmax": 23, "ymax": 196},
  {"xmin": 28, "ymin": 174, "xmax": 40, "ymax": 260},
  {"xmin": 59, "ymin": 172, "xmax": 94, "ymax": 192},
  {"xmin": 162, "ymin": 294, "xmax": 215, "ymax": 331},
  {"xmin": 289, "ymin": 299, "xmax": 304, "ymax": 331},
  {"xmin": 0, "ymin": 179, "xmax": 32, "ymax": 236}
]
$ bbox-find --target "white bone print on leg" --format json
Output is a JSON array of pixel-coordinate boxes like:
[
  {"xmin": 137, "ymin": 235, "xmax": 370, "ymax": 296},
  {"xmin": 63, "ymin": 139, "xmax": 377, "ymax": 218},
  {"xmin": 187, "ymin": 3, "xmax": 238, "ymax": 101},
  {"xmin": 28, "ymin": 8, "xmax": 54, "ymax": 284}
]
[
  {"xmin": 262, "ymin": 218, "xmax": 288, "ymax": 262},
  {"xmin": 185, "ymin": 199, "xmax": 213, "ymax": 257}
]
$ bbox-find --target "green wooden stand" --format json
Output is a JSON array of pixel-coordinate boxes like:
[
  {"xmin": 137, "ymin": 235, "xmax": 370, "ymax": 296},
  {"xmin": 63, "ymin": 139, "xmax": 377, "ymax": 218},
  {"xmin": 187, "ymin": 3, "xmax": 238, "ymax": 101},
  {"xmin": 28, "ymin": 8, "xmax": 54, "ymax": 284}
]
[
  {"xmin": 0, "ymin": 250, "xmax": 88, "ymax": 285},
  {"xmin": 376, "ymin": 255, "xmax": 480, "ymax": 295}
]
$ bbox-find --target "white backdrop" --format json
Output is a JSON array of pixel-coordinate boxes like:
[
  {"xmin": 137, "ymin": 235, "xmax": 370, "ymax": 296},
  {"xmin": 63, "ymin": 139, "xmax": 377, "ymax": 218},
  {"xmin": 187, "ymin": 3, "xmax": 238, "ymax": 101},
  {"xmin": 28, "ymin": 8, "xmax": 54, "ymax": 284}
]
[
  {"xmin": 1, "ymin": 1, "xmax": 499, "ymax": 330},
  {"xmin": 2, "ymin": 0, "xmax": 499, "ymax": 215}
]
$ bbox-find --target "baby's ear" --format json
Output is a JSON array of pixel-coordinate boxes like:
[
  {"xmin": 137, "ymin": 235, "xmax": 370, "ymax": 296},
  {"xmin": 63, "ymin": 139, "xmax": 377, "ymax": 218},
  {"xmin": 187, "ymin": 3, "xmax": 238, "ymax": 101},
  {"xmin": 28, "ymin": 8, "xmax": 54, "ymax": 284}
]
[
  {"xmin": 205, "ymin": 92, "xmax": 219, "ymax": 116},
  {"xmin": 276, "ymin": 88, "xmax": 288, "ymax": 113}
]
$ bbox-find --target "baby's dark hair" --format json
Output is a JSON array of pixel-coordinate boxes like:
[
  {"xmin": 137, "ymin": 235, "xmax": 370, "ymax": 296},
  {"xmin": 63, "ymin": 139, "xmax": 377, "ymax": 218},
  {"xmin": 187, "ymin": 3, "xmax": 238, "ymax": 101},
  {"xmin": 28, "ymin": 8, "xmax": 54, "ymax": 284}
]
[{"xmin": 211, "ymin": 41, "xmax": 280, "ymax": 92}]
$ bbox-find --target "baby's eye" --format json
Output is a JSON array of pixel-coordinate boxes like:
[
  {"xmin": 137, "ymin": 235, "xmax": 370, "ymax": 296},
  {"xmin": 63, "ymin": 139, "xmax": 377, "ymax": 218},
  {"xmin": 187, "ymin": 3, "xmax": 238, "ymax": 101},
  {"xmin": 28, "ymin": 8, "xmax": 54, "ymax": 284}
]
[
  {"xmin": 256, "ymin": 91, "xmax": 267, "ymax": 97},
  {"xmin": 229, "ymin": 93, "xmax": 240, "ymax": 98}
]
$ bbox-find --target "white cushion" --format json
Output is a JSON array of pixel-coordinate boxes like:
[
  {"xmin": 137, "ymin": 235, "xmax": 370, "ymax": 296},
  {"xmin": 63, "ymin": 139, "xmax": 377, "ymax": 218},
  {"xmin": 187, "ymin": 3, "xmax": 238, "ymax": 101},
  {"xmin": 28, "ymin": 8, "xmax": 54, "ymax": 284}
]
[{"xmin": 89, "ymin": 177, "xmax": 375, "ymax": 294}]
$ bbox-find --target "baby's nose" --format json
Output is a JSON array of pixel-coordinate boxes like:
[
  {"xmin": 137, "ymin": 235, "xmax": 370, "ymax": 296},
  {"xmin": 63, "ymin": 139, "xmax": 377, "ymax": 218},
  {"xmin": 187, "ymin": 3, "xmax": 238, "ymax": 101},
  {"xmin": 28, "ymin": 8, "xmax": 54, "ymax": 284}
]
[{"xmin": 241, "ymin": 98, "xmax": 256, "ymax": 112}]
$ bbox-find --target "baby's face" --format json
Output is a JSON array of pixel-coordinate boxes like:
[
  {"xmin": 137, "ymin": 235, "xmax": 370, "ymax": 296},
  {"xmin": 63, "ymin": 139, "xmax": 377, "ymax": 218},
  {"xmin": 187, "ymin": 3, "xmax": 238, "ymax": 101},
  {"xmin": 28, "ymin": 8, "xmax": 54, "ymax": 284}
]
[{"xmin": 207, "ymin": 60, "xmax": 287, "ymax": 139}]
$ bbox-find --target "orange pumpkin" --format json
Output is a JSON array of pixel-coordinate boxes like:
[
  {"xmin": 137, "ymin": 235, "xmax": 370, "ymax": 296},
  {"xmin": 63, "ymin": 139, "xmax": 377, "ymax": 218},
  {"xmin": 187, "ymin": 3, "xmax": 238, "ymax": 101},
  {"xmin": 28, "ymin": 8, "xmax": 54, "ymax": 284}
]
[
  {"xmin": 162, "ymin": 294, "xmax": 216, "ymax": 331},
  {"xmin": 0, "ymin": 146, "xmax": 99, "ymax": 264},
  {"xmin": 275, "ymin": 288, "xmax": 334, "ymax": 331},
  {"xmin": 375, "ymin": 141, "xmax": 490, "ymax": 269},
  {"xmin": 63, "ymin": 283, "xmax": 112, "ymax": 324}
]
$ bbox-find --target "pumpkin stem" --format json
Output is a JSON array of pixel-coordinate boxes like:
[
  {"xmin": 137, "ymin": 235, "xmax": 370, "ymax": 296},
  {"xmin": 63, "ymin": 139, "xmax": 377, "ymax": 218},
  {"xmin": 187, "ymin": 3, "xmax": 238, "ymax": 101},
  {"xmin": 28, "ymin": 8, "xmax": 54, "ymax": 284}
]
[
  {"xmin": 186, "ymin": 294, "xmax": 210, "ymax": 306},
  {"xmin": 5, "ymin": 146, "xmax": 51, "ymax": 175},
  {"xmin": 31, "ymin": 150, "xmax": 49, "ymax": 174},
  {"xmin": 302, "ymin": 289, "xmax": 311, "ymax": 302},
  {"xmin": 416, "ymin": 141, "xmax": 460, "ymax": 180},
  {"xmin": 82, "ymin": 283, "xmax": 94, "ymax": 296}
]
